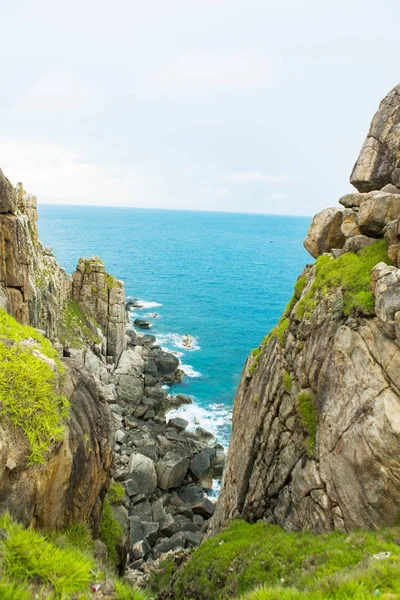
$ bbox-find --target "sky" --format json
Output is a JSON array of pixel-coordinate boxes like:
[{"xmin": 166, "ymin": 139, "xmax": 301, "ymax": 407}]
[{"xmin": 1, "ymin": 0, "xmax": 400, "ymax": 216}]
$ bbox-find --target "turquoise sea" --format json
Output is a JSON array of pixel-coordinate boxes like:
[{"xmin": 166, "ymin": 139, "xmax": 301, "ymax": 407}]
[{"xmin": 38, "ymin": 206, "xmax": 311, "ymax": 448}]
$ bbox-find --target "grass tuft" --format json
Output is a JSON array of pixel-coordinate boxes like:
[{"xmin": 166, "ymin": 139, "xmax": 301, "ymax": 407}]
[
  {"xmin": 295, "ymin": 240, "xmax": 391, "ymax": 320},
  {"xmin": 0, "ymin": 309, "xmax": 69, "ymax": 464},
  {"xmin": 99, "ymin": 489, "xmax": 123, "ymax": 567},
  {"xmin": 58, "ymin": 299, "xmax": 101, "ymax": 349},
  {"xmin": 282, "ymin": 370, "xmax": 292, "ymax": 392},
  {"xmin": 296, "ymin": 391, "xmax": 317, "ymax": 455}
]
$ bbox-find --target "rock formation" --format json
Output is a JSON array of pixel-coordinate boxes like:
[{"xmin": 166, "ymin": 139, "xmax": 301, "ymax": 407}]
[{"xmin": 210, "ymin": 84, "xmax": 400, "ymax": 536}]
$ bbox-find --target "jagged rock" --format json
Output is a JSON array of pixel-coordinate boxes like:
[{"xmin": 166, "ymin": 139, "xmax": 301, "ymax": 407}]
[
  {"xmin": 134, "ymin": 319, "xmax": 153, "ymax": 330},
  {"xmin": 132, "ymin": 539, "xmax": 151, "ymax": 560},
  {"xmin": 195, "ymin": 427, "xmax": 216, "ymax": 447},
  {"xmin": 167, "ymin": 418, "xmax": 188, "ymax": 432},
  {"xmin": 156, "ymin": 452, "xmax": 190, "ymax": 491},
  {"xmin": 0, "ymin": 169, "xmax": 17, "ymax": 214},
  {"xmin": 371, "ymin": 262, "xmax": 400, "ymax": 341},
  {"xmin": 159, "ymin": 514, "xmax": 180, "ymax": 537},
  {"xmin": 72, "ymin": 256, "xmax": 126, "ymax": 362},
  {"xmin": 339, "ymin": 193, "xmax": 366, "ymax": 208},
  {"xmin": 114, "ymin": 348, "xmax": 145, "ymax": 405},
  {"xmin": 303, "ymin": 207, "xmax": 345, "ymax": 258},
  {"xmin": 128, "ymin": 454, "xmax": 157, "ymax": 495},
  {"xmin": 192, "ymin": 497, "xmax": 215, "ymax": 519},
  {"xmin": 190, "ymin": 450, "xmax": 211, "ymax": 480},
  {"xmin": 154, "ymin": 350, "xmax": 180, "ymax": 383},
  {"xmin": 357, "ymin": 192, "xmax": 400, "ymax": 237},
  {"xmin": 351, "ymin": 84, "xmax": 400, "ymax": 191}
]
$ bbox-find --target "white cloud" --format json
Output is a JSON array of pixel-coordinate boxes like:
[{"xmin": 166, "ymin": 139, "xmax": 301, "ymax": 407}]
[
  {"xmin": 145, "ymin": 52, "xmax": 278, "ymax": 96},
  {"xmin": 15, "ymin": 72, "xmax": 104, "ymax": 116},
  {"xmin": 219, "ymin": 171, "xmax": 292, "ymax": 184},
  {"xmin": 0, "ymin": 139, "xmax": 159, "ymax": 206}
]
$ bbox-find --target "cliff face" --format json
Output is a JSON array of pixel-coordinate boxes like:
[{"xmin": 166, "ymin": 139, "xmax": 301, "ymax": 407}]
[{"xmin": 211, "ymin": 84, "xmax": 400, "ymax": 535}]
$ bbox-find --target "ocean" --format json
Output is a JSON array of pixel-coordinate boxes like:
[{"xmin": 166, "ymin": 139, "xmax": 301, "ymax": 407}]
[{"xmin": 38, "ymin": 205, "xmax": 311, "ymax": 450}]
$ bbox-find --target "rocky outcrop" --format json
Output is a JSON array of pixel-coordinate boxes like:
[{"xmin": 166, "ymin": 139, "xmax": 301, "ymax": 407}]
[
  {"xmin": 0, "ymin": 359, "xmax": 113, "ymax": 533},
  {"xmin": 210, "ymin": 84, "xmax": 400, "ymax": 536},
  {"xmin": 303, "ymin": 207, "xmax": 345, "ymax": 258},
  {"xmin": 351, "ymin": 84, "xmax": 400, "ymax": 192},
  {"xmin": 72, "ymin": 257, "xmax": 127, "ymax": 363}
]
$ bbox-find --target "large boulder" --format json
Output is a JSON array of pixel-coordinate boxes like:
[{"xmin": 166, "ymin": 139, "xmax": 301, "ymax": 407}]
[
  {"xmin": 128, "ymin": 453, "xmax": 157, "ymax": 495},
  {"xmin": 357, "ymin": 192, "xmax": 400, "ymax": 237},
  {"xmin": 154, "ymin": 350, "xmax": 180, "ymax": 383},
  {"xmin": 303, "ymin": 208, "xmax": 345, "ymax": 258},
  {"xmin": 351, "ymin": 84, "xmax": 400, "ymax": 192},
  {"xmin": 156, "ymin": 452, "xmax": 190, "ymax": 491},
  {"xmin": 0, "ymin": 169, "xmax": 17, "ymax": 214}
]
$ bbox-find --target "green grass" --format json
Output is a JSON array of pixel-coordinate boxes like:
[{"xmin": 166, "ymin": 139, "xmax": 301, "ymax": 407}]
[
  {"xmin": 296, "ymin": 391, "xmax": 317, "ymax": 455},
  {"xmin": 99, "ymin": 487, "xmax": 124, "ymax": 567},
  {"xmin": 295, "ymin": 240, "xmax": 391, "ymax": 320},
  {"xmin": 0, "ymin": 512, "xmax": 147, "ymax": 599},
  {"xmin": 282, "ymin": 370, "xmax": 292, "ymax": 392},
  {"xmin": 58, "ymin": 299, "xmax": 102, "ymax": 349},
  {"xmin": 0, "ymin": 309, "xmax": 69, "ymax": 464},
  {"xmin": 158, "ymin": 519, "xmax": 400, "ymax": 600}
]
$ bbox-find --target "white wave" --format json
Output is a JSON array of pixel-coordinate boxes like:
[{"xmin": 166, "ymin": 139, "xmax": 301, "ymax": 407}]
[
  {"xmin": 135, "ymin": 300, "xmax": 163, "ymax": 309},
  {"xmin": 208, "ymin": 479, "xmax": 221, "ymax": 500},
  {"xmin": 180, "ymin": 364, "xmax": 202, "ymax": 378},
  {"xmin": 167, "ymin": 401, "xmax": 232, "ymax": 449},
  {"xmin": 155, "ymin": 332, "xmax": 200, "ymax": 352}
]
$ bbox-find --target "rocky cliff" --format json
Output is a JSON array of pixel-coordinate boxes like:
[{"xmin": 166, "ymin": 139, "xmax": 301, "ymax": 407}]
[{"xmin": 210, "ymin": 84, "xmax": 400, "ymax": 536}]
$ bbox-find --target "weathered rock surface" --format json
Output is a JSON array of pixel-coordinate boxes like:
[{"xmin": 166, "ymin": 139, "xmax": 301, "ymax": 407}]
[
  {"xmin": 303, "ymin": 207, "xmax": 345, "ymax": 258},
  {"xmin": 211, "ymin": 84, "xmax": 400, "ymax": 537},
  {"xmin": 351, "ymin": 84, "xmax": 400, "ymax": 192},
  {"xmin": 0, "ymin": 359, "xmax": 113, "ymax": 533},
  {"xmin": 0, "ymin": 169, "xmax": 17, "ymax": 214}
]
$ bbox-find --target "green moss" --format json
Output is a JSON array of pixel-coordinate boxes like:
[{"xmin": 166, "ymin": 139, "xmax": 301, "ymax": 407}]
[
  {"xmin": 161, "ymin": 519, "xmax": 400, "ymax": 600},
  {"xmin": 282, "ymin": 370, "xmax": 292, "ymax": 392},
  {"xmin": 251, "ymin": 348, "xmax": 261, "ymax": 358},
  {"xmin": 276, "ymin": 318, "xmax": 289, "ymax": 345},
  {"xmin": 296, "ymin": 391, "xmax": 317, "ymax": 455},
  {"xmin": 58, "ymin": 299, "xmax": 101, "ymax": 349},
  {"xmin": 0, "ymin": 309, "xmax": 69, "ymax": 465},
  {"xmin": 295, "ymin": 240, "xmax": 391, "ymax": 320},
  {"xmin": 108, "ymin": 482, "xmax": 125, "ymax": 503},
  {"xmin": 99, "ymin": 489, "xmax": 123, "ymax": 567},
  {"xmin": 253, "ymin": 395, "xmax": 260, "ymax": 406},
  {"xmin": 0, "ymin": 512, "xmax": 145, "ymax": 599}
]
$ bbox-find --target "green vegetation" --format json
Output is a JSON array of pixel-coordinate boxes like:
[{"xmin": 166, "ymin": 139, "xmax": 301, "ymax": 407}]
[
  {"xmin": 251, "ymin": 348, "xmax": 261, "ymax": 358},
  {"xmin": 0, "ymin": 512, "xmax": 146, "ymax": 599},
  {"xmin": 282, "ymin": 370, "xmax": 292, "ymax": 392},
  {"xmin": 0, "ymin": 309, "xmax": 69, "ymax": 464},
  {"xmin": 58, "ymin": 299, "xmax": 102, "ymax": 349},
  {"xmin": 295, "ymin": 240, "xmax": 391, "ymax": 320},
  {"xmin": 296, "ymin": 391, "xmax": 317, "ymax": 455},
  {"xmin": 99, "ymin": 486, "xmax": 124, "ymax": 567},
  {"xmin": 156, "ymin": 519, "xmax": 400, "ymax": 600},
  {"xmin": 253, "ymin": 395, "xmax": 260, "ymax": 406}
]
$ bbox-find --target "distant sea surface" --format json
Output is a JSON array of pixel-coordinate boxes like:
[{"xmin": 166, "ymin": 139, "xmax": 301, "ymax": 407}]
[{"xmin": 38, "ymin": 205, "xmax": 311, "ymax": 448}]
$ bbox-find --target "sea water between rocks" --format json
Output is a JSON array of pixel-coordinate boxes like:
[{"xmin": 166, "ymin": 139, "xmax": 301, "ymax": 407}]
[{"xmin": 38, "ymin": 206, "xmax": 310, "ymax": 454}]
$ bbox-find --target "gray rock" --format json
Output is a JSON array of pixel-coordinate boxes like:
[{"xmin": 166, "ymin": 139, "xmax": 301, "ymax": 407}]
[
  {"xmin": 342, "ymin": 235, "xmax": 376, "ymax": 254},
  {"xmin": 123, "ymin": 479, "xmax": 140, "ymax": 497},
  {"xmin": 128, "ymin": 453, "xmax": 157, "ymax": 495},
  {"xmin": 154, "ymin": 351, "xmax": 180, "ymax": 383},
  {"xmin": 183, "ymin": 531, "xmax": 202, "ymax": 547},
  {"xmin": 132, "ymin": 539, "xmax": 151, "ymax": 560},
  {"xmin": 159, "ymin": 514, "xmax": 179, "ymax": 537},
  {"xmin": 190, "ymin": 450, "xmax": 211, "ymax": 480},
  {"xmin": 192, "ymin": 497, "xmax": 215, "ymax": 519},
  {"xmin": 195, "ymin": 427, "xmax": 216, "ymax": 447},
  {"xmin": 156, "ymin": 452, "xmax": 190, "ymax": 491},
  {"xmin": 303, "ymin": 207, "xmax": 345, "ymax": 258},
  {"xmin": 357, "ymin": 192, "xmax": 400, "ymax": 237},
  {"xmin": 167, "ymin": 417, "xmax": 189, "ymax": 432},
  {"xmin": 141, "ymin": 521, "xmax": 160, "ymax": 546},
  {"xmin": 178, "ymin": 484, "xmax": 204, "ymax": 506}
]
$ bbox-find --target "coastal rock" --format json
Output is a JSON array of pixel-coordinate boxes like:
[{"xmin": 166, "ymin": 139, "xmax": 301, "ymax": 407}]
[
  {"xmin": 156, "ymin": 452, "xmax": 190, "ymax": 491},
  {"xmin": 0, "ymin": 359, "xmax": 113, "ymax": 532},
  {"xmin": 134, "ymin": 319, "xmax": 153, "ymax": 330},
  {"xmin": 0, "ymin": 169, "xmax": 17, "ymax": 214},
  {"xmin": 128, "ymin": 453, "xmax": 157, "ymax": 495},
  {"xmin": 351, "ymin": 84, "xmax": 400, "ymax": 191},
  {"xmin": 303, "ymin": 207, "xmax": 345, "ymax": 258},
  {"xmin": 357, "ymin": 192, "xmax": 400, "ymax": 237}
]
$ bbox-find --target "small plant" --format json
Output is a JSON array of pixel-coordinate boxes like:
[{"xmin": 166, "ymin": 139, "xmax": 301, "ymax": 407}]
[
  {"xmin": 58, "ymin": 299, "xmax": 102, "ymax": 349},
  {"xmin": 251, "ymin": 348, "xmax": 261, "ymax": 357},
  {"xmin": 253, "ymin": 395, "xmax": 260, "ymax": 406},
  {"xmin": 296, "ymin": 391, "xmax": 317, "ymax": 455},
  {"xmin": 282, "ymin": 370, "xmax": 292, "ymax": 392},
  {"xmin": 99, "ymin": 488, "xmax": 123, "ymax": 567}
]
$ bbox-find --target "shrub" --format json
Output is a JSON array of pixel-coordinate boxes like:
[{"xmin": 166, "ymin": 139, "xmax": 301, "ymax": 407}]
[
  {"xmin": 296, "ymin": 240, "xmax": 391, "ymax": 320},
  {"xmin": 296, "ymin": 391, "xmax": 317, "ymax": 455},
  {"xmin": 58, "ymin": 299, "xmax": 101, "ymax": 348},
  {"xmin": 282, "ymin": 370, "xmax": 292, "ymax": 392},
  {"xmin": 0, "ymin": 309, "xmax": 69, "ymax": 464},
  {"xmin": 99, "ymin": 490, "xmax": 123, "ymax": 566}
]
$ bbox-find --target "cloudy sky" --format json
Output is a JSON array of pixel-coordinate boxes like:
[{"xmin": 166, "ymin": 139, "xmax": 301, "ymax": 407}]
[{"xmin": 1, "ymin": 0, "xmax": 399, "ymax": 215}]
